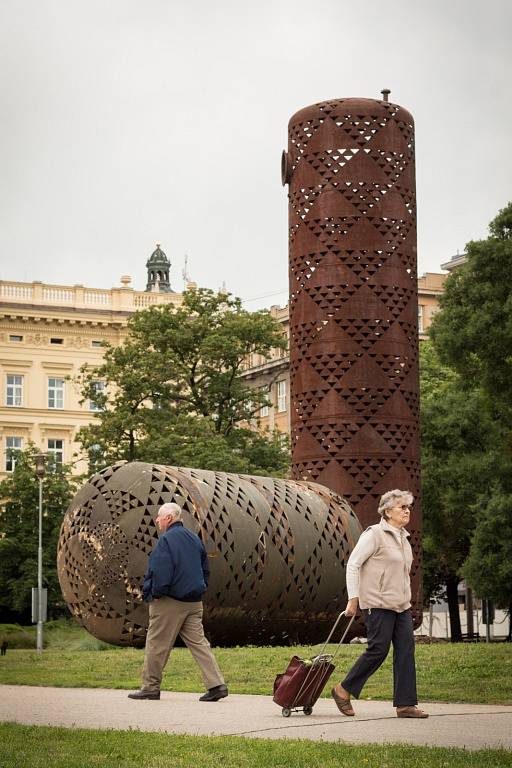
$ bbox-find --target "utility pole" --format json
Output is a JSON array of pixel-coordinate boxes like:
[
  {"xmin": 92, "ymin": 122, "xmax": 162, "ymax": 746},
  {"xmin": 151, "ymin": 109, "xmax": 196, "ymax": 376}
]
[{"xmin": 33, "ymin": 453, "xmax": 48, "ymax": 654}]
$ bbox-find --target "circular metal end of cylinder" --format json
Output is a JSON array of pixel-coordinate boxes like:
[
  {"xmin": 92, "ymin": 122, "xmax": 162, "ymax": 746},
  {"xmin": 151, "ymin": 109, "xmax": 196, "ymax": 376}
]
[{"xmin": 281, "ymin": 150, "xmax": 291, "ymax": 186}]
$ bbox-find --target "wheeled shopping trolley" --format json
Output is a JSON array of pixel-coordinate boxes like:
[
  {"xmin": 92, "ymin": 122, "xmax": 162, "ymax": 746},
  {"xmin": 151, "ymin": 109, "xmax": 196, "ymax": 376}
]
[{"xmin": 272, "ymin": 612, "xmax": 355, "ymax": 717}]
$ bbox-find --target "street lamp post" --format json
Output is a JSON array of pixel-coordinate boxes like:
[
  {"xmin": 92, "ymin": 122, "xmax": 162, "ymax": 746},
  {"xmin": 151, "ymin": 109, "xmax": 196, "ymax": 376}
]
[{"xmin": 34, "ymin": 453, "xmax": 47, "ymax": 654}]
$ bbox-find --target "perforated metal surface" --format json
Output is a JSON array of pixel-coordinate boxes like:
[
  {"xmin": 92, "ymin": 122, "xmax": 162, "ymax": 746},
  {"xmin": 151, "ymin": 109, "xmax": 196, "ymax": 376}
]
[
  {"xmin": 57, "ymin": 462, "xmax": 362, "ymax": 646},
  {"xmin": 283, "ymin": 97, "xmax": 422, "ymax": 623}
]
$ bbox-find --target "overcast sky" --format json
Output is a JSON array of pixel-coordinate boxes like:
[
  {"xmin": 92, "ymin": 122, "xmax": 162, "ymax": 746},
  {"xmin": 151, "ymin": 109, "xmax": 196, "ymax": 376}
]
[{"xmin": 1, "ymin": 0, "xmax": 511, "ymax": 309}]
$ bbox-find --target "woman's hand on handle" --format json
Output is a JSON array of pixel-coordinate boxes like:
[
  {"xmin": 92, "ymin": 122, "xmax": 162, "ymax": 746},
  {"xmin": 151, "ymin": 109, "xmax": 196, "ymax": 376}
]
[{"xmin": 344, "ymin": 597, "xmax": 359, "ymax": 617}]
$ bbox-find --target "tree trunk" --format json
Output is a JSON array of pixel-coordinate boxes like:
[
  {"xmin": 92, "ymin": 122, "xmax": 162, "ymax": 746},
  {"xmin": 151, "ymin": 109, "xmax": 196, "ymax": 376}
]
[
  {"xmin": 508, "ymin": 602, "xmax": 512, "ymax": 643},
  {"xmin": 446, "ymin": 574, "xmax": 462, "ymax": 642},
  {"xmin": 129, "ymin": 431, "xmax": 136, "ymax": 461},
  {"xmin": 466, "ymin": 586, "xmax": 474, "ymax": 638}
]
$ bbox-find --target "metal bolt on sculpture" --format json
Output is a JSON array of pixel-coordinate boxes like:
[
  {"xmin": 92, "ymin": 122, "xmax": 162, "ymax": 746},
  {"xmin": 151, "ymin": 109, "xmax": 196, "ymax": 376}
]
[
  {"xmin": 58, "ymin": 462, "xmax": 362, "ymax": 646},
  {"xmin": 282, "ymin": 94, "xmax": 422, "ymax": 624}
]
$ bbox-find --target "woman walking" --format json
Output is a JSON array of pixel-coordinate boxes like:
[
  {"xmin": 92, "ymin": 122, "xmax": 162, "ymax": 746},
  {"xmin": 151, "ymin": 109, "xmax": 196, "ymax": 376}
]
[{"xmin": 332, "ymin": 489, "xmax": 428, "ymax": 718}]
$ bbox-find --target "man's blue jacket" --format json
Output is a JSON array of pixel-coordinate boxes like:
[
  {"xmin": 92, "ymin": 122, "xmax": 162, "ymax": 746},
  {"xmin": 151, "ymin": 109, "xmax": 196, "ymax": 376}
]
[{"xmin": 142, "ymin": 521, "xmax": 210, "ymax": 603}]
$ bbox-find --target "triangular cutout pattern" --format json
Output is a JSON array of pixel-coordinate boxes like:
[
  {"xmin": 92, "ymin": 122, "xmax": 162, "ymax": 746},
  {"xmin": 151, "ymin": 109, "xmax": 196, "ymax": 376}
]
[{"xmin": 286, "ymin": 97, "xmax": 421, "ymax": 619}]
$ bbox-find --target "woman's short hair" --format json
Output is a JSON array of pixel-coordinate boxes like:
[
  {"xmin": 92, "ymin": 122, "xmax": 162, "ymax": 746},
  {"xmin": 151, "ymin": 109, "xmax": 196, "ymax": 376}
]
[
  {"xmin": 157, "ymin": 502, "xmax": 183, "ymax": 521},
  {"xmin": 378, "ymin": 489, "xmax": 413, "ymax": 520}
]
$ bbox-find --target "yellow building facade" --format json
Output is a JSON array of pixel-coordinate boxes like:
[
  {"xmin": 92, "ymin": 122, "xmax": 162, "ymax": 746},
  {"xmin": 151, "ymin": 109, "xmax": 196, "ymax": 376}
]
[
  {"xmin": 0, "ymin": 265, "xmax": 446, "ymax": 478},
  {"xmin": 0, "ymin": 246, "xmax": 183, "ymax": 479},
  {"xmin": 417, "ymin": 272, "xmax": 446, "ymax": 337}
]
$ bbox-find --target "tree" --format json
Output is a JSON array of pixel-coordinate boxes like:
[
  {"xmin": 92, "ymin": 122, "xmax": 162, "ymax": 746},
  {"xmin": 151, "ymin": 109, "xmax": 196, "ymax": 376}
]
[
  {"xmin": 420, "ymin": 342, "xmax": 501, "ymax": 640},
  {"xmin": 137, "ymin": 414, "xmax": 290, "ymax": 477},
  {"xmin": 0, "ymin": 446, "xmax": 80, "ymax": 622},
  {"xmin": 462, "ymin": 489, "xmax": 512, "ymax": 640},
  {"xmin": 430, "ymin": 202, "xmax": 512, "ymax": 420},
  {"xmin": 76, "ymin": 287, "xmax": 289, "ymax": 474},
  {"xmin": 422, "ymin": 203, "xmax": 512, "ymax": 640}
]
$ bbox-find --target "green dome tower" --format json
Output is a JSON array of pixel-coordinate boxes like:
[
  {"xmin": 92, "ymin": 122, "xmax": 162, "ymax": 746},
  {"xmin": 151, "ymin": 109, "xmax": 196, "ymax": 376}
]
[{"xmin": 145, "ymin": 243, "xmax": 172, "ymax": 293}]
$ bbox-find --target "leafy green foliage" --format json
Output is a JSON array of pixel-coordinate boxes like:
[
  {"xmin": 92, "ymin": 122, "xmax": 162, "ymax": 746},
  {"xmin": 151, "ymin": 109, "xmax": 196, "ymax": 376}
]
[
  {"xmin": 137, "ymin": 414, "xmax": 289, "ymax": 476},
  {"xmin": 462, "ymin": 490, "xmax": 512, "ymax": 609},
  {"xmin": 0, "ymin": 446, "xmax": 80, "ymax": 621},
  {"xmin": 420, "ymin": 343, "xmax": 495, "ymax": 607},
  {"xmin": 76, "ymin": 288, "xmax": 289, "ymax": 475},
  {"xmin": 419, "ymin": 343, "xmax": 505, "ymax": 638},
  {"xmin": 422, "ymin": 203, "xmax": 512, "ymax": 630},
  {"xmin": 430, "ymin": 201, "xmax": 512, "ymax": 417}
]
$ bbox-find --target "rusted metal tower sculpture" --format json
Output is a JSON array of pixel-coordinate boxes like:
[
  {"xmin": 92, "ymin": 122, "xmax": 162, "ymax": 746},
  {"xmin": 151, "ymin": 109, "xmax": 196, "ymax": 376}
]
[
  {"xmin": 282, "ymin": 92, "xmax": 422, "ymax": 623},
  {"xmin": 58, "ymin": 461, "xmax": 362, "ymax": 646}
]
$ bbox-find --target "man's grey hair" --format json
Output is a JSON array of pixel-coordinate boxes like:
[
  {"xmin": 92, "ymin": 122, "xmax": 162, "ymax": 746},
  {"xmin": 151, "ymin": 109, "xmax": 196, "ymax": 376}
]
[
  {"xmin": 378, "ymin": 489, "xmax": 414, "ymax": 519},
  {"xmin": 156, "ymin": 502, "xmax": 183, "ymax": 521}
]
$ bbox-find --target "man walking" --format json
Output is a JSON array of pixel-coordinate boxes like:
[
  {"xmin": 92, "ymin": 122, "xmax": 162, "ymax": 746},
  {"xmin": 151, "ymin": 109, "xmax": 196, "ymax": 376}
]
[{"xmin": 128, "ymin": 502, "xmax": 227, "ymax": 702}]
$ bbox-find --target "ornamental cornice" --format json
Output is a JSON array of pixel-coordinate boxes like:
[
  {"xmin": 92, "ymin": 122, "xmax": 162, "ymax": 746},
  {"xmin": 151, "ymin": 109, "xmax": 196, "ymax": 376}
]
[
  {"xmin": 0, "ymin": 358, "xmax": 33, "ymax": 368},
  {"xmin": 0, "ymin": 406, "xmax": 99, "ymax": 421},
  {"xmin": 38, "ymin": 423, "xmax": 77, "ymax": 434},
  {"xmin": 0, "ymin": 327, "xmax": 119, "ymax": 349},
  {"xmin": 0, "ymin": 309, "xmax": 128, "ymax": 329},
  {"xmin": 0, "ymin": 422, "xmax": 32, "ymax": 433},
  {"xmin": 40, "ymin": 361, "xmax": 74, "ymax": 371},
  {"xmin": 240, "ymin": 357, "xmax": 290, "ymax": 381}
]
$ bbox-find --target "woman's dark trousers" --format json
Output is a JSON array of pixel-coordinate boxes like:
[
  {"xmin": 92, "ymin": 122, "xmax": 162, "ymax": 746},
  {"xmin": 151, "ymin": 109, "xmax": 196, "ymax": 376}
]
[{"xmin": 341, "ymin": 608, "xmax": 417, "ymax": 707}]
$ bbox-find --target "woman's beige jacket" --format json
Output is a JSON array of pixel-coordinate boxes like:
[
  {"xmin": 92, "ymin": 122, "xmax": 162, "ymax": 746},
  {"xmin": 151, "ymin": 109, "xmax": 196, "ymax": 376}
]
[{"xmin": 346, "ymin": 519, "xmax": 413, "ymax": 612}]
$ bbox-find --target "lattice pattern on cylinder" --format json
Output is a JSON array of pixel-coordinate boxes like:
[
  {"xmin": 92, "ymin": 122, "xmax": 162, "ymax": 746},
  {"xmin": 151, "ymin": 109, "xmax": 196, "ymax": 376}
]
[
  {"xmin": 57, "ymin": 461, "xmax": 362, "ymax": 646},
  {"xmin": 283, "ymin": 97, "xmax": 422, "ymax": 624}
]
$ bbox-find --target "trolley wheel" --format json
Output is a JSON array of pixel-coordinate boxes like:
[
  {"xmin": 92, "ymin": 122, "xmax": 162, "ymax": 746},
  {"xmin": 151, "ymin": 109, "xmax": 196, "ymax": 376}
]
[
  {"xmin": 303, "ymin": 706, "xmax": 313, "ymax": 716},
  {"xmin": 282, "ymin": 708, "xmax": 292, "ymax": 718}
]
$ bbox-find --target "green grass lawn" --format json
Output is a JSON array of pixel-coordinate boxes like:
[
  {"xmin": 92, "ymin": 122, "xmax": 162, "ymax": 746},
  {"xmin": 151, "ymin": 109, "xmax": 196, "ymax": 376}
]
[
  {"xmin": 0, "ymin": 627, "xmax": 511, "ymax": 704},
  {"xmin": 1, "ymin": 723, "xmax": 511, "ymax": 768},
  {"xmin": 1, "ymin": 624, "xmax": 511, "ymax": 765},
  {"xmin": 0, "ymin": 620, "xmax": 112, "ymax": 651}
]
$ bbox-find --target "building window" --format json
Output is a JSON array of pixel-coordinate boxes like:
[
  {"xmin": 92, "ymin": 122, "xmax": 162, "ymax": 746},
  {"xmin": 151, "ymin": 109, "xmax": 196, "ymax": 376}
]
[
  {"xmin": 5, "ymin": 436, "xmax": 23, "ymax": 472},
  {"xmin": 91, "ymin": 340, "xmax": 103, "ymax": 348},
  {"xmin": 6, "ymin": 374, "xmax": 23, "ymax": 407},
  {"xmin": 47, "ymin": 439, "xmax": 64, "ymax": 467},
  {"xmin": 418, "ymin": 305, "xmax": 425, "ymax": 334},
  {"xmin": 50, "ymin": 337, "xmax": 64, "ymax": 345},
  {"xmin": 89, "ymin": 381, "xmax": 106, "ymax": 411},
  {"xmin": 259, "ymin": 386, "xmax": 270, "ymax": 417},
  {"xmin": 88, "ymin": 443, "xmax": 105, "ymax": 474},
  {"xmin": 277, "ymin": 380, "xmax": 287, "ymax": 413},
  {"xmin": 48, "ymin": 378, "xmax": 65, "ymax": 409},
  {"xmin": 9, "ymin": 334, "xmax": 23, "ymax": 342}
]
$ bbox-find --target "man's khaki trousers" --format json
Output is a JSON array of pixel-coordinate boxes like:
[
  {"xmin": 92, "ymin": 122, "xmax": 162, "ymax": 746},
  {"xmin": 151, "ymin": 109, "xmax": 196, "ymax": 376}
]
[{"xmin": 141, "ymin": 596, "xmax": 224, "ymax": 693}]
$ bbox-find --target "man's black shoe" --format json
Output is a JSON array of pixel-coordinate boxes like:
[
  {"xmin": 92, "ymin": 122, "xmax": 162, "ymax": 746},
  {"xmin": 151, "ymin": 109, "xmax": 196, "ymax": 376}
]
[
  {"xmin": 127, "ymin": 689, "xmax": 160, "ymax": 700},
  {"xmin": 199, "ymin": 684, "xmax": 228, "ymax": 702}
]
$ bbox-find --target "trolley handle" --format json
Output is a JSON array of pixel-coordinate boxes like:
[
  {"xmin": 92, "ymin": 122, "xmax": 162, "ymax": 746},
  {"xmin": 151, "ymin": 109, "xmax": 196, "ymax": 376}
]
[{"xmin": 314, "ymin": 611, "xmax": 356, "ymax": 662}]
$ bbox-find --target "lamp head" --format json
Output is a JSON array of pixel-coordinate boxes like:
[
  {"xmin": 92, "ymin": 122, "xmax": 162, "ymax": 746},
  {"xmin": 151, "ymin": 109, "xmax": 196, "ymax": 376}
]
[{"xmin": 34, "ymin": 453, "xmax": 48, "ymax": 479}]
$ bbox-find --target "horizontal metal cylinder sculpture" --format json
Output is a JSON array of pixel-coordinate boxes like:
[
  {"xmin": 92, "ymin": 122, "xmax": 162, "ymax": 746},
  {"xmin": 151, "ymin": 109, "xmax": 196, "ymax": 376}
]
[
  {"xmin": 283, "ymin": 96, "xmax": 422, "ymax": 624},
  {"xmin": 58, "ymin": 461, "xmax": 362, "ymax": 646}
]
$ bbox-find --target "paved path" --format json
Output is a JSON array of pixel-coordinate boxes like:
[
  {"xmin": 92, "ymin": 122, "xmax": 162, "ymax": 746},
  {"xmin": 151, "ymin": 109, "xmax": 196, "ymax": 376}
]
[{"xmin": 1, "ymin": 685, "xmax": 512, "ymax": 751}]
